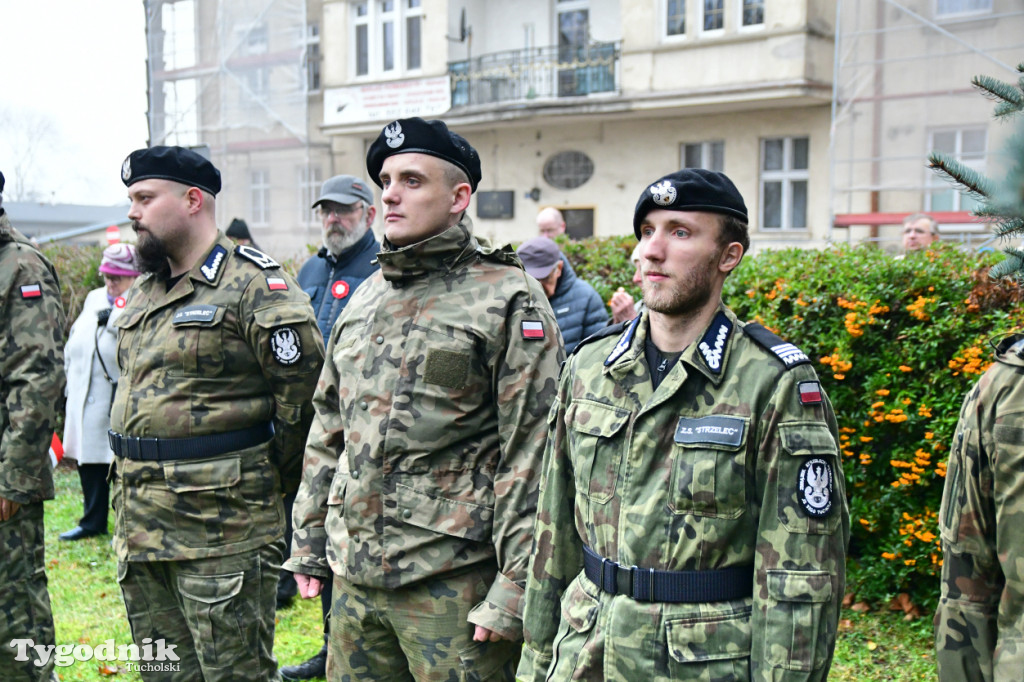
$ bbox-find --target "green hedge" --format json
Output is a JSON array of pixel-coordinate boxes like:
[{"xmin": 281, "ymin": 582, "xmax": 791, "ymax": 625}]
[{"xmin": 45, "ymin": 237, "xmax": 1024, "ymax": 608}]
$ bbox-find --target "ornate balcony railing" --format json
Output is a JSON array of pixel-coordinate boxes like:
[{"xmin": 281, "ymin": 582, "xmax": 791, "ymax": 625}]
[{"xmin": 449, "ymin": 41, "xmax": 619, "ymax": 108}]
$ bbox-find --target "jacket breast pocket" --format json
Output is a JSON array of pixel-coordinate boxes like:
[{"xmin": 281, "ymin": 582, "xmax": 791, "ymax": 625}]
[
  {"xmin": 167, "ymin": 305, "xmax": 226, "ymax": 377},
  {"xmin": 567, "ymin": 401, "xmax": 630, "ymax": 504},
  {"xmin": 765, "ymin": 569, "xmax": 832, "ymax": 672},
  {"xmin": 114, "ymin": 308, "xmax": 146, "ymax": 371},
  {"xmin": 777, "ymin": 422, "xmax": 841, "ymax": 534},
  {"xmin": 669, "ymin": 415, "xmax": 749, "ymax": 518}
]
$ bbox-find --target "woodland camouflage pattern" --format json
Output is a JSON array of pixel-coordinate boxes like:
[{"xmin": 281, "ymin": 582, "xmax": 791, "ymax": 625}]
[
  {"xmin": 518, "ymin": 306, "xmax": 850, "ymax": 682},
  {"xmin": 936, "ymin": 333, "xmax": 1024, "ymax": 682},
  {"xmin": 0, "ymin": 213, "xmax": 64, "ymax": 682},
  {"xmin": 110, "ymin": 234, "xmax": 324, "ymax": 562},
  {"xmin": 286, "ymin": 218, "xmax": 564, "ymax": 644}
]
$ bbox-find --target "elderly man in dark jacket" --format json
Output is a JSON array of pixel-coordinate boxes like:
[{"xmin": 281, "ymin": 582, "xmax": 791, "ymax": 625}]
[{"xmin": 518, "ymin": 237, "xmax": 608, "ymax": 353}]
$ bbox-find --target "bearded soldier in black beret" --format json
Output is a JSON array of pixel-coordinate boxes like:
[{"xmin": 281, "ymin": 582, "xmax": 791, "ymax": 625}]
[{"xmin": 110, "ymin": 146, "xmax": 324, "ymax": 681}]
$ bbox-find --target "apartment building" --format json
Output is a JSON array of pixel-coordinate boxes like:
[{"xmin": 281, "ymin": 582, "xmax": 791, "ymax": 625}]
[{"xmin": 144, "ymin": 0, "xmax": 1023, "ymax": 257}]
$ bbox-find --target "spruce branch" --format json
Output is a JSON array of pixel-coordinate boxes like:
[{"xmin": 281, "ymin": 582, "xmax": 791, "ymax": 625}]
[
  {"xmin": 994, "ymin": 217, "xmax": 1024, "ymax": 239},
  {"xmin": 928, "ymin": 151, "xmax": 994, "ymax": 200},
  {"xmin": 972, "ymin": 74, "xmax": 1024, "ymax": 109},
  {"xmin": 991, "ymin": 249, "xmax": 1024, "ymax": 281}
]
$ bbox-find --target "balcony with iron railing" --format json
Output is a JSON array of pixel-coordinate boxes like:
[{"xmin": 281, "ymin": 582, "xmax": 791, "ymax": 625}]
[{"xmin": 449, "ymin": 42, "xmax": 620, "ymax": 109}]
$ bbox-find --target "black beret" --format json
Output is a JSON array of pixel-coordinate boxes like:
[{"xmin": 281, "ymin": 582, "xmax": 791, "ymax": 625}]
[
  {"xmin": 121, "ymin": 145, "xmax": 221, "ymax": 196},
  {"xmin": 366, "ymin": 117, "xmax": 481, "ymax": 192},
  {"xmin": 226, "ymin": 218, "xmax": 252, "ymax": 240},
  {"xmin": 0, "ymin": 170, "xmax": 5, "ymax": 194},
  {"xmin": 633, "ymin": 169, "xmax": 747, "ymax": 238}
]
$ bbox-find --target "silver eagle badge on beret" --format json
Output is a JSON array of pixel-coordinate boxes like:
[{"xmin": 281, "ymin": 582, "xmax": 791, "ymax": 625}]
[
  {"xmin": 121, "ymin": 157, "xmax": 132, "ymax": 182},
  {"xmin": 385, "ymin": 121, "xmax": 405, "ymax": 149},
  {"xmin": 650, "ymin": 180, "xmax": 677, "ymax": 206}
]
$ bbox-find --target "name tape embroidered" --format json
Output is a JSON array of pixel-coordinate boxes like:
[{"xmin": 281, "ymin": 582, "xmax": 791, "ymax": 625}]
[
  {"xmin": 798, "ymin": 380, "xmax": 823, "ymax": 405},
  {"xmin": 522, "ymin": 320, "xmax": 545, "ymax": 340},
  {"xmin": 172, "ymin": 305, "xmax": 219, "ymax": 325},
  {"xmin": 674, "ymin": 415, "xmax": 746, "ymax": 447},
  {"xmin": 20, "ymin": 283, "xmax": 42, "ymax": 299},
  {"xmin": 266, "ymin": 277, "xmax": 288, "ymax": 291}
]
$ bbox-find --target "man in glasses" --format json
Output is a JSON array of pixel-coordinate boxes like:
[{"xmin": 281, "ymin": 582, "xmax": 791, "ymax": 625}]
[{"xmin": 281, "ymin": 174, "xmax": 381, "ymax": 680}]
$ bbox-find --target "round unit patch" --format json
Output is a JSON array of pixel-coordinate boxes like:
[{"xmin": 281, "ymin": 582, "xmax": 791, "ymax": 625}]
[
  {"xmin": 114, "ymin": 296, "xmax": 127, "ymax": 309},
  {"xmin": 270, "ymin": 327, "xmax": 302, "ymax": 366},
  {"xmin": 332, "ymin": 281, "xmax": 350, "ymax": 299},
  {"xmin": 797, "ymin": 458, "xmax": 834, "ymax": 518}
]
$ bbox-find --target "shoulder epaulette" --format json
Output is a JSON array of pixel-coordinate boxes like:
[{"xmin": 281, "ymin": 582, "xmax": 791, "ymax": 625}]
[
  {"xmin": 742, "ymin": 322, "xmax": 811, "ymax": 369},
  {"xmin": 235, "ymin": 244, "xmax": 280, "ymax": 270}
]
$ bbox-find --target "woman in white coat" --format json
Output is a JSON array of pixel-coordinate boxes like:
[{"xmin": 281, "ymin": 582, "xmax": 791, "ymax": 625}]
[{"xmin": 59, "ymin": 243, "xmax": 139, "ymax": 541}]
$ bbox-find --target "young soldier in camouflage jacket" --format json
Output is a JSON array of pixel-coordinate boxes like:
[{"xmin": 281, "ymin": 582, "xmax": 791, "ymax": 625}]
[
  {"xmin": 285, "ymin": 118, "xmax": 564, "ymax": 681},
  {"xmin": 518, "ymin": 169, "xmax": 850, "ymax": 682},
  {"xmin": 936, "ymin": 333, "xmax": 1024, "ymax": 681},
  {"xmin": 0, "ymin": 170, "xmax": 66, "ymax": 681}
]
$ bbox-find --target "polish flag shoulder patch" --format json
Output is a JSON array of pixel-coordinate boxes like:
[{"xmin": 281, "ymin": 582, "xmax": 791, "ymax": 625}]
[
  {"xmin": 799, "ymin": 380, "xmax": 823, "ymax": 405},
  {"xmin": 20, "ymin": 283, "xmax": 43, "ymax": 299},
  {"xmin": 267, "ymin": 276, "xmax": 289, "ymax": 291},
  {"xmin": 521, "ymin": 320, "xmax": 545, "ymax": 340}
]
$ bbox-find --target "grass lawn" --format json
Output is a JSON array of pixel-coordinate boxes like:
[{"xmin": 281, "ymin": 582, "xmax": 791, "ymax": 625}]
[{"xmin": 40, "ymin": 467, "xmax": 936, "ymax": 680}]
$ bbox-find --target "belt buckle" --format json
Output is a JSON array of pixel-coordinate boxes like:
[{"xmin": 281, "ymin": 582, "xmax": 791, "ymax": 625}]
[
  {"xmin": 630, "ymin": 565, "xmax": 656, "ymax": 602},
  {"xmin": 600, "ymin": 557, "xmax": 617, "ymax": 595}
]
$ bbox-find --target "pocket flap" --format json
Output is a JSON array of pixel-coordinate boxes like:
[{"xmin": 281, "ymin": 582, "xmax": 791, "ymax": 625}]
[
  {"xmin": 395, "ymin": 482, "xmax": 491, "ymax": 542},
  {"xmin": 164, "ymin": 456, "xmax": 241, "ymax": 493},
  {"xmin": 254, "ymin": 303, "xmax": 313, "ymax": 329},
  {"xmin": 779, "ymin": 422, "xmax": 838, "ymax": 457},
  {"xmin": 177, "ymin": 571, "xmax": 244, "ymax": 604},
  {"xmin": 561, "ymin": 575, "xmax": 600, "ymax": 633},
  {"xmin": 115, "ymin": 308, "xmax": 145, "ymax": 331},
  {"xmin": 569, "ymin": 401, "xmax": 630, "ymax": 438},
  {"xmin": 766, "ymin": 569, "xmax": 832, "ymax": 603},
  {"xmin": 666, "ymin": 609, "xmax": 751, "ymax": 663}
]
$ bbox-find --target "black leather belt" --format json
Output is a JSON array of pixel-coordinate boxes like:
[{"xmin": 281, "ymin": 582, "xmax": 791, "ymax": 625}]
[
  {"xmin": 582, "ymin": 545, "xmax": 753, "ymax": 603},
  {"xmin": 108, "ymin": 423, "xmax": 273, "ymax": 462}
]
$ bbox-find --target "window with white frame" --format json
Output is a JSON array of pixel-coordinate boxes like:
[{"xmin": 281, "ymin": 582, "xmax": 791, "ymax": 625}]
[
  {"xmin": 160, "ymin": 0, "xmax": 196, "ymax": 70},
  {"xmin": 741, "ymin": 0, "xmax": 764, "ymax": 27},
  {"xmin": 251, "ymin": 169, "xmax": 271, "ymax": 226},
  {"xmin": 666, "ymin": 0, "xmax": 685, "ymax": 36},
  {"xmin": 681, "ymin": 141, "xmax": 724, "ymax": 172},
  {"xmin": 352, "ymin": 0, "xmax": 423, "ymax": 78},
  {"xmin": 702, "ymin": 0, "xmax": 724, "ymax": 32},
  {"xmin": 926, "ymin": 127, "xmax": 987, "ymax": 213},
  {"xmin": 298, "ymin": 166, "xmax": 323, "ymax": 225},
  {"xmin": 306, "ymin": 23, "xmax": 321, "ymax": 92},
  {"xmin": 760, "ymin": 137, "xmax": 809, "ymax": 230},
  {"xmin": 936, "ymin": 0, "xmax": 992, "ymax": 18}
]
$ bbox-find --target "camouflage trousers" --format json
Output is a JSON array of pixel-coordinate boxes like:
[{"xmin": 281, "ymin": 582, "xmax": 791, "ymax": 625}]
[
  {"xmin": 117, "ymin": 541, "xmax": 284, "ymax": 682},
  {"xmin": 0, "ymin": 503, "xmax": 56, "ymax": 682},
  {"xmin": 328, "ymin": 566, "xmax": 520, "ymax": 682}
]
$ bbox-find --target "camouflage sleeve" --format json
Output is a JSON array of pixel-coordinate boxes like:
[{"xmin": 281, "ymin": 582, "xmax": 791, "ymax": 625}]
[
  {"xmin": 935, "ymin": 366, "xmax": 1024, "ymax": 680},
  {"xmin": 518, "ymin": 363, "xmax": 579, "ymax": 681},
  {"xmin": 0, "ymin": 252, "xmax": 66, "ymax": 503},
  {"xmin": 283, "ymin": 326, "xmax": 343, "ymax": 579},
  {"xmin": 242, "ymin": 278, "xmax": 324, "ymax": 496},
  {"xmin": 466, "ymin": 291, "xmax": 564, "ymax": 640},
  {"xmin": 750, "ymin": 365, "xmax": 849, "ymax": 682}
]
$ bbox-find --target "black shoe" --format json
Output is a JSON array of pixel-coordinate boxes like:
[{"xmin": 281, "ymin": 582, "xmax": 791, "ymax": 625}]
[
  {"xmin": 280, "ymin": 646, "xmax": 327, "ymax": 681},
  {"xmin": 58, "ymin": 526, "xmax": 107, "ymax": 541},
  {"xmin": 277, "ymin": 572, "xmax": 299, "ymax": 610}
]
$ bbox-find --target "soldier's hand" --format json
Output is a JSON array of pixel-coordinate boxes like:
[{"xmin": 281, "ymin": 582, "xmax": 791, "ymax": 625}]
[
  {"xmin": 472, "ymin": 625, "xmax": 506, "ymax": 643},
  {"xmin": 0, "ymin": 497, "xmax": 21, "ymax": 521},
  {"xmin": 294, "ymin": 573, "xmax": 324, "ymax": 599}
]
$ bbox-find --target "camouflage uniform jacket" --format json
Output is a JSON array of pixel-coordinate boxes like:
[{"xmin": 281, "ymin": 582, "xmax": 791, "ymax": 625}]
[
  {"xmin": 518, "ymin": 306, "xmax": 850, "ymax": 682},
  {"xmin": 0, "ymin": 213, "xmax": 65, "ymax": 504},
  {"xmin": 936, "ymin": 333, "xmax": 1024, "ymax": 682},
  {"xmin": 286, "ymin": 218, "xmax": 564, "ymax": 640},
  {"xmin": 110, "ymin": 234, "xmax": 324, "ymax": 562}
]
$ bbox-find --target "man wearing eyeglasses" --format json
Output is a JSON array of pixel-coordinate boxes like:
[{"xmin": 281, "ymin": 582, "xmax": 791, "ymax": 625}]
[{"xmin": 282, "ymin": 174, "xmax": 380, "ymax": 681}]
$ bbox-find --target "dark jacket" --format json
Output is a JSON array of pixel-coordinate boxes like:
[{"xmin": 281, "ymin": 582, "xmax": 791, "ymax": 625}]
[
  {"xmin": 297, "ymin": 229, "xmax": 381, "ymax": 346},
  {"xmin": 549, "ymin": 257, "xmax": 609, "ymax": 353}
]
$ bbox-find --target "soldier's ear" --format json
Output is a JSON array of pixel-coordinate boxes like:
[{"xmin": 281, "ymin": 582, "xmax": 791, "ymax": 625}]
[{"xmin": 718, "ymin": 242, "xmax": 744, "ymax": 274}]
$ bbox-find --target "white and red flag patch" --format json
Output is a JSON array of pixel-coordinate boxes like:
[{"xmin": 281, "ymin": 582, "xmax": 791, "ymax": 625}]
[
  {"xmin": 20, "ymin": 283, "xmax": 42, "ymax": 299},
  {"xmin": 798, "ymin": 380, "xmax": 823, "ymax": 405},
  {"xmin": 521, "ymin": 320, "xmax": 545, "ymax": 340},
  {"xmin": 49, "ymin": 432, "xmax": 64, "ymax": 468},
  {"xmin": 266, "ymin": 277, "xmax": 288, "ymax": 291}
]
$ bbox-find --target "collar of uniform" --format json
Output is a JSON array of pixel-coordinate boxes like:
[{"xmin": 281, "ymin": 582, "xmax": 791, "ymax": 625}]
[
  {"xmin": 680, "ymin": 306, "xmax": 737, "ymax": 386},
  {"xmin": 603, "ymin": 311, "xmax": 649, "ymax": 380},
  {"xmin": 188, "ymin": 234, "xmax": 233, "ymax": 287},
  {"xmin": 377, "ymin": 216, "xmax": 475, "ymax": 283}
]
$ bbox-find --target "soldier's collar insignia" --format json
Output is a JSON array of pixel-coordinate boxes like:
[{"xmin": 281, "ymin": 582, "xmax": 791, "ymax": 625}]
[
  {"xmin": 236, "ymin": 244, "xmax": 279, "ymax": 269},
  {"xmin": 199, "ymin": 245, "xmax": 228, "ymax": 282},
  {"xmin": 605, "ymin": 314, "xmax": 641, "ymax": 366},
  {"xmin": 798, "ymin": 458, "xmax": 835, "ymax": 518},
  {"xmin": 697, "ymin": 311, "xmax": 732, "ymax": 374}
]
